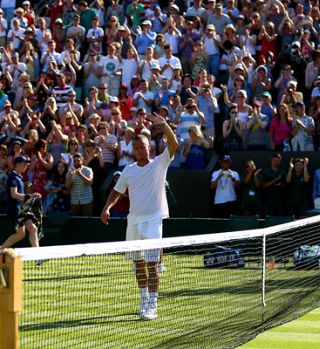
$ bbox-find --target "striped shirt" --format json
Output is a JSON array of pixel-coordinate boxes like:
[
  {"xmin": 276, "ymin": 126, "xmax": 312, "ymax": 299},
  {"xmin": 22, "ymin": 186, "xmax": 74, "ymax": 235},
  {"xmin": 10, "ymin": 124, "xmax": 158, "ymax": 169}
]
[
  {"xmin": 94, "ymin": 134, "xmax": 118, "ymax": 165},
  {"xmin": 52, "ymin": 84, "xmax": 74, "ymax": 108},
  {"xmin": 69, "ymin": 166, "xmax": 93, "ymax": 205},
  {"xmin": 178, "ymin": 111, "xmax": 202, "ymax": 140}
]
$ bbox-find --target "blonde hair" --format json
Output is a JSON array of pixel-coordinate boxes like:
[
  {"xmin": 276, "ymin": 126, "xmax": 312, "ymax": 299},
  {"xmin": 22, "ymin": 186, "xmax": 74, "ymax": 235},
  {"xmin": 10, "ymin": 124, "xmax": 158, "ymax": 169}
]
[{"xmin": 189, "ymin": 124, "xmax": 204, "ymax": 138}]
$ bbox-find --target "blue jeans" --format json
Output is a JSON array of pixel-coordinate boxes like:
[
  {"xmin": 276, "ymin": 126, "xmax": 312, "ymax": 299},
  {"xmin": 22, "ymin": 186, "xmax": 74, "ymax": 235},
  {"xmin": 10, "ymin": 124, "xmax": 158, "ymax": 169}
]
[{"xmin": 208, "ymin": 54, "xmax": 220, "ymax": 77}]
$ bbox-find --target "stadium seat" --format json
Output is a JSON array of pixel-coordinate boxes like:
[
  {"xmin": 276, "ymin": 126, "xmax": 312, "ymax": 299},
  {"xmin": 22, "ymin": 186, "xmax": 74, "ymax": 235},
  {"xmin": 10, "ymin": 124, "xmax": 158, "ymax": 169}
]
[
  {"xmin": 264, "ymin": 215, "xmax": 295, "ymax": 227},
  {"xmin": 228, "ymin": 215, "xmax": 259, "ymax": 231}
]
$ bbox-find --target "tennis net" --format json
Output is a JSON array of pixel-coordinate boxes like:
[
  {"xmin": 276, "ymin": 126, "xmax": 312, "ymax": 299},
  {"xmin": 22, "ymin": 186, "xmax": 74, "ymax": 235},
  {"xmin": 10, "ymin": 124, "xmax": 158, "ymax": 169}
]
[{"xmin": 3, "ymin": 215, "xmax": 320, "ymax": 349}]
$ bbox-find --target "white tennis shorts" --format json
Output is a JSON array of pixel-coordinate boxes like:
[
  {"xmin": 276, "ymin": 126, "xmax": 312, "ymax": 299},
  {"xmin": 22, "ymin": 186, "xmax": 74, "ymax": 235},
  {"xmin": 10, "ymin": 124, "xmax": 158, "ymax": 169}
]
[{"xmin": 126, "ymin": 218, "xmax": 162, "ymax": 262}]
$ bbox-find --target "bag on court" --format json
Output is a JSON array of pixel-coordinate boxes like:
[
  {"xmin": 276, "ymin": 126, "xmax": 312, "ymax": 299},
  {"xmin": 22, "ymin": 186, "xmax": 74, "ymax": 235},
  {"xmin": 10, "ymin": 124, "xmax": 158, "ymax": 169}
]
[
  {"xmin": 293, "ymin": 245, "xmax": 320, "ymax": 269},
  {"xmin": 204, "ymin": 245, "xmax": 245, "ymax": 268}
]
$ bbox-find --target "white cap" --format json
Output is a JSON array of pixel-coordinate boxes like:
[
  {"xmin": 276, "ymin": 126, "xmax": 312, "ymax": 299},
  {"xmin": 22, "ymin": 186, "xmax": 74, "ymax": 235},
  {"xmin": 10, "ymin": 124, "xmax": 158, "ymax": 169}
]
[
  {"xmin": 234, "ymin": 63, "xmax": 244, "ymax": 71},
  {"xmin": 109, "ymin": 96, "xmax": 118, "ymax": 103},
  {"xmin": 142, "ymin": 20, "xmax": 152, "ymax": 26},
  {"xmin": 291, "ymin": 41, "xmax": 301, "ymax": 48}
]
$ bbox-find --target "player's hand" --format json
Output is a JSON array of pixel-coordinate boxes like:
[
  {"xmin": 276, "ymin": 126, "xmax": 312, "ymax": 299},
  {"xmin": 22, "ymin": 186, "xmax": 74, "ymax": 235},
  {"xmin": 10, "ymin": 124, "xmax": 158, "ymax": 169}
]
[{"xmin": 101, "ymin": 209, "xmax": 110, "ymax": 225}]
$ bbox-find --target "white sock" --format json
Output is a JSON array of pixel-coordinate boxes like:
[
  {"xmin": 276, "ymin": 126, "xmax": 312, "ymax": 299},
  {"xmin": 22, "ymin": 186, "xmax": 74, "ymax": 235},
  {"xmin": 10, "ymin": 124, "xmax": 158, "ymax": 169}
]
[
  {"xmin": 140, "ymin": 287, "xmax": 149, "ymax": 302},
  {"xmin": 149, "ymin": 292, "xmax": 158, "ymax": 307}
]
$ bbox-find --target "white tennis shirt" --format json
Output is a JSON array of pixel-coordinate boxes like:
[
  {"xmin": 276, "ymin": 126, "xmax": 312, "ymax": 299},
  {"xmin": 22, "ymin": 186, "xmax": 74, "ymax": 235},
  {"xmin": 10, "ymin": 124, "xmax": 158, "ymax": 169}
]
[{"xmin": 114, "ymin": 147, "xmax": 171, "ymax": 225}]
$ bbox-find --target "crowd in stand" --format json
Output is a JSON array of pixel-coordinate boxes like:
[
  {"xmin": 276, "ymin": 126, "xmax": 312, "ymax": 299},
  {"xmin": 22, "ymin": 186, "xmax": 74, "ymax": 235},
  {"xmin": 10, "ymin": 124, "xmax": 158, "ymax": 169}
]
[{"xmin": 0, "ymin": 0, "xmax": 319, "ymax": 217}]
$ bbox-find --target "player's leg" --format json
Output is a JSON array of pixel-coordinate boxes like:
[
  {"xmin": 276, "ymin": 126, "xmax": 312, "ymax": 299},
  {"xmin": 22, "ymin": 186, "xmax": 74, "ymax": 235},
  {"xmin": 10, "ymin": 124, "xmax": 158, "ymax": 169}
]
[
  {"xmin": 25, "ymin": 219, "xmax": 39, "ymax": 248},
  {"xmin": 134, "ymin": 259, "xmax": 149, "ymax": 315},
  {"xmin": 0, "ymin": 225, "xmax": 26, "ymax": 249}
]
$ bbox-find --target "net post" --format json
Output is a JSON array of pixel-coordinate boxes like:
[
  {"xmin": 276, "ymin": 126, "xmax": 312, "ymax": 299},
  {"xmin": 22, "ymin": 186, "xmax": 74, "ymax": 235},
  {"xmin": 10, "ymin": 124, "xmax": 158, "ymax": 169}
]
[
  {"xmin": 0, "ymin": 249, "xmax": 23, "ymax": 349},
  {"xmin": 262, "ymin": 233, "xmax": 266, "ymax": 307}
]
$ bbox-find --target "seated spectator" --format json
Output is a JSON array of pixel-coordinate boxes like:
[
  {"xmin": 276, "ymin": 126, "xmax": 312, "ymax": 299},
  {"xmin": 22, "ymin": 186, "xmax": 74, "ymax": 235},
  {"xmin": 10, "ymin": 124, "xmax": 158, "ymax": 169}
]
[
  {"xmin": 240, "ymin": 159, "xmax": 262, "ymax": 216},
  {"xmin": 108, "ymin": 170, "xmax": 129, "ymax": 218},
  {"xmin": 183, "ymin": 125, "xmax": 212, "ymax": 170}
]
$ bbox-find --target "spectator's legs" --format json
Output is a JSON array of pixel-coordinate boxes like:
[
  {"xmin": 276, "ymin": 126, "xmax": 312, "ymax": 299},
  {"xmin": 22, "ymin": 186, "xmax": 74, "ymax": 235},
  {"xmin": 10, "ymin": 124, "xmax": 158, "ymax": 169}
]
[{"xmin": 0, "ymin": 226, "xmax": 26, "ymax": 249}]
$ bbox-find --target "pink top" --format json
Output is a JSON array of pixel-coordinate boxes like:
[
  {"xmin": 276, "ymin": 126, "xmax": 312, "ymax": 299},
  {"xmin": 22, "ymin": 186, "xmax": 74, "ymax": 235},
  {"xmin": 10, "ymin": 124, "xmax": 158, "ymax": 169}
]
[{"xmin": 269, "ymin": 118, "xmax": 292, "ymax": 145}]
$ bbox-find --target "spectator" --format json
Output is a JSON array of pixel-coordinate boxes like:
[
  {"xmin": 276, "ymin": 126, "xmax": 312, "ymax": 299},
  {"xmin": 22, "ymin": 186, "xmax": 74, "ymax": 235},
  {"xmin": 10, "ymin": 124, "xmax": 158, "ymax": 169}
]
[
  {"xmin": 66, "ymin": 152, "xmax": 94, "ymax": 217},
  {"xmin": 261, "ymin": 153, "xmax": 286, "ymax": 216},
  {"xmin": 83, "ymin": 139, "xmax": 104, "ymax": 215},
  {"xmin": 174, "ymin": 99, "xmax": 206, "ymax": 141},
  {"xmin": 94, "ymin": 121, "xmax": 118, "ymax": 173},
  {"xmin": 222, "ymin": 105, "xmax": 245, "ymax": 151},
  {"xmin": 135, "ymin": 20, "xmax": 156, "ymax": 57},
  {"xmin": 183, "ymin": 124, "xmax": 212, "ymax": 170},
  {"xmin": 133, "ymin": 79, "xmax": 154, "ymax": 113},
  {"xmin": 291, "ymin": 101, "xmax": 315, "ymax": 151},
  {"xmin": 117, "ymin": 127, "xmax": 135, "ymax": 169},
  {"xmin": 240, "ymin": 159, "xmax": 262, "ymax": 216},
  {"xmin": 286, "ymin": 157, "xmax": 310, "ymax": 218},
  {"xmin": 269, "ymin": 103, "xmax": 292, "ymax": 151},
  {"xmin": 210, "ymin": 154, "xmax": 240, "ymax": 218},
  {"xmin": 246, "ymin": 101, "xmax": 269, "ymax": 150}
]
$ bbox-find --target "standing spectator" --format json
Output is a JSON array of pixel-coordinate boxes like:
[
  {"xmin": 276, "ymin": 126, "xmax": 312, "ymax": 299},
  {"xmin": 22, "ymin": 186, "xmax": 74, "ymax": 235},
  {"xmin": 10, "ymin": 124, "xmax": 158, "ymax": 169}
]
[
  {"xmin": 133, "ymin": 79, "xmax": 154, "ymax": 114},
  {"xmin": 0, "ymin": 8, "xmax": 8, "ymax": 48},
  {"xmin": 7, "ymin": 18, "xmax": 25, "ymax": 51},
  {"xmin": 174, "ymin": 100, "xmax": 206, "ymax": 141},
  {"xmin": 261, "ymin": 153, "xmax": 286, "ymax": 216},
  {"xmin": 246, "ymin": 101, "xmax": 269, "ymax": 150},
  {"xmin": 117, "ymin": 127, "xmax": 135, "ymax": 169},
  {"xmin": 158, "ymin": 44, "xmax": 181, "ymax": 81},
  {"xmin": 240, "ymin": 159, "xmax": 262, "ymax": 216},
  {"xmin": 94, "ymin": 121, "xmax": 118, "ymax": 174},
  {"xmin": 135, "ymin": 20, "xmax": 156, "ymax": 57},
  {"xmin": 286, "ymin": 157, "xmax": 310, "ymax": 218},
  {"xmin": 99, "ymin": 43, "xmax": 122, "ymax": 97},
  {"xmin": 83, "ymin": 139, "xmax": 104, "ymax": 215},
  {"xmin": 204, "ymin": 24, "xmax": 221, "ymax": 77},
  {"xmin": 291, "ymin": 101, "xmax": 315, "ymax": 151},
  {"xmin": 269, "ymin": 103, "xmax": 292, "ymax": 151},
  {"xmin": 210, "ymin": 155, "xmax": 240, "ymax": 218},
  {"xmin": 29, "ymin": 139, "xmax": 54, "ymax": 199},
  {"xmin": 207, "ymin": 3, "xmax": 231, "ymax": 36},
  {"xmin": 79, "ymin": 1, "xmax": 97, "ymax": 33},
  {"xmin": 178, "ymin": 20, "xmax": 201, "ymax": 75},
  {"xmin": 66, "ymin": 152, "xmax": 94, "ymax": 217},
  {"xmin": 222, "ymin": 105, "xmax": 245, "ymax": 151},
  {"xmin": 183, "ymin": 124, "xmax": 212, "ymax": 170}
]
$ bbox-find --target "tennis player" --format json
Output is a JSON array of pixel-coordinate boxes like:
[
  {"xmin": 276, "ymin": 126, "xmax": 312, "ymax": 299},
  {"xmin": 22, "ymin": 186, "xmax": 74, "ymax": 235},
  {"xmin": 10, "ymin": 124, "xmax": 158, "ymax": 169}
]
[{"xmin": 101, "ymin": 113, "xmax": 178, "ymax": 320}]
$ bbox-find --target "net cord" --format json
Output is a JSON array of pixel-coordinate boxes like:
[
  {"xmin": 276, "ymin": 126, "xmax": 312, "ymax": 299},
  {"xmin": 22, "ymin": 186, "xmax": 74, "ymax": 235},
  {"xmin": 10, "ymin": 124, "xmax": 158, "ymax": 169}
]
[{"xmin": 15, "ymin": 215, "xmax": 320, "ymax": 262}]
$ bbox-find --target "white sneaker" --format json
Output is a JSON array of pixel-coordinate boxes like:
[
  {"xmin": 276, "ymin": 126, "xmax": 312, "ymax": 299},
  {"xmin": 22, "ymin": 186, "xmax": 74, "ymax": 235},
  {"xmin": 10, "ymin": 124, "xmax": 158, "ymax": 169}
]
[
  {"xmin": 158, "ymin": 264, "xmax": 166, "ymax": 273},
  {"xmin": 137, "ymin": 299, "xmax": 148, "ymax": 316},
  {"xmin": 141, "ymin": 306, "xmax": 158, "ymax": 320}
]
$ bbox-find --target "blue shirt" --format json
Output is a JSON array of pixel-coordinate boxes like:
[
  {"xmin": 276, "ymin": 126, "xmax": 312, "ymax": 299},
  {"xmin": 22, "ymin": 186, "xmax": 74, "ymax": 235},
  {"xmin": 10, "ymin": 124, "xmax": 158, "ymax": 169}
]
[
  {"xmin": 6, "ymin": 170, "xmax": 24, "ymax": 220},
  {"xmin": 313, "ymin": 169, "xmax": 320, "ymax": 200},
  {"xmin": 135, "ymin": 31, "xmax": 157, "ymax": 55}
]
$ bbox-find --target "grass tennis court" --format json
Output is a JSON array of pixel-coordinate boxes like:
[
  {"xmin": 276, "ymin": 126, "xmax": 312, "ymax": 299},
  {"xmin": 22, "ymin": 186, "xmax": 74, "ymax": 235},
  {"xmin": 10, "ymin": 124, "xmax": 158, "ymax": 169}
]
[
  {"xmin": 239, "ymin": 307, "xmax": 320, "ymax": 349},
  {"xmin": 19, "ymin": 253, "xmax": 320, "ymax": 349}
]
